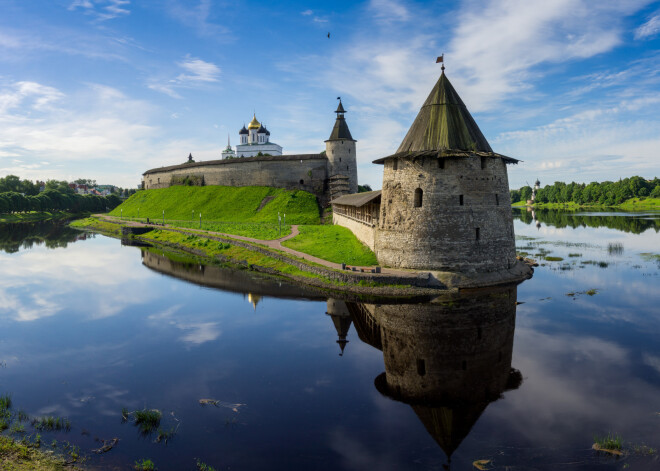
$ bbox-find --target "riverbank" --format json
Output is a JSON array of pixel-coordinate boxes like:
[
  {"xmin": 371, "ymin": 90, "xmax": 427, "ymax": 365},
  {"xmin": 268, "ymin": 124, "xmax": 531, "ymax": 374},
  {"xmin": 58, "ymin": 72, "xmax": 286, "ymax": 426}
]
[
  {"xmin": 0, "ymin": 435, "xmax": 83, "ymax": 470},
  {"xmin": 512, "ymin": 197, "xmax": 660, "ymax": 210},
  {"xmin": 71, "ymin": 216, "xmax": 534, "ymax": 297}
]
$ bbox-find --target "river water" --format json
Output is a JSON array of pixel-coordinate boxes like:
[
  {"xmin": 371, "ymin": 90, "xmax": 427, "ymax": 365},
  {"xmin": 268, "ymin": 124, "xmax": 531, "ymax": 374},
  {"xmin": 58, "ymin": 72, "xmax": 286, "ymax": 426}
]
[{"xmin": 0, "ymin": 212, "xmax": 658, "ymax": 470}]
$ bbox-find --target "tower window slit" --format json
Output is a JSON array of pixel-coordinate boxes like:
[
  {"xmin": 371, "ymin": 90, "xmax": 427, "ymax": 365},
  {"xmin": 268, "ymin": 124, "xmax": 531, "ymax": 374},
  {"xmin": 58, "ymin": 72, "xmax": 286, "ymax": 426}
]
[
  {"xmin": 481, "ymin": 156, "xmax": 486, "ymax": 169},
  {"xmin": 416, "ymin": 359, "xmax": 426, "ymax": 376},
  {"xmin": 439, "ymin": 159, "xmax": 445, "ymax": 169},
  {"xmin": 459, "ymin": 195, "xmax": 464, "ymax": 205},
  {"xmin": 495, "ymin": 194, "xmax": 499, "ymax": 205},
  {"xmin": 392, "ymin": 159, "xmax": 398, "ymax": 171},
  {"xmin": 339, "ymin": 158, "xmax": 341, "ymax": 162},
  {"xmin": 414, "ymin": 188, "xmax": 423, "ymax": 208},
  {"xmin": 476, "ymin": 227, "xmax": 480, "ymax": 240}
]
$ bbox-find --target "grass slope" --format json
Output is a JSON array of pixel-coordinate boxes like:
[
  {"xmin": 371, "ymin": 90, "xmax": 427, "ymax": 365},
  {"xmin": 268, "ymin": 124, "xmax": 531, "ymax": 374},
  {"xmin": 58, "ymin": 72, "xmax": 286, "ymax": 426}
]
[
  {"xmin": 282, "ymin": 225, "xmax": 378, "ymax": 266},
  {"xmin": 111, "ymin": 186, "xmax": 320, "ymax": 224}
]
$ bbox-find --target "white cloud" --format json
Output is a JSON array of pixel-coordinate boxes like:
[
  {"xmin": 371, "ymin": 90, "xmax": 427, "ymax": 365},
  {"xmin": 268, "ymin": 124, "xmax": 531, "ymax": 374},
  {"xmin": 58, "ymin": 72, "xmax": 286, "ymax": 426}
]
[
  {"xmin": 495, "ymin": 91, "xmax": 660, "ymax": 185},
  {"xmin": 635, "ymin": 11, "xmax": 660, "ymax": 39},
  {"xmin": 445, "ymin": 0, "xmax": 653, "ymax": 112},
  {"xmin": 0, "ymin": 80, "xmax": 176, "ymax": 186},
  {"xmin": 177, "ymin": 57, "xmax": 221, "ymax": 83},
  {"xmin": 149, "ymin": 56, "xmax": 221, "ymax": 98},
  {"xmin": 368, "ymin": 0, "xmax": 411, "ymax": 23},
  {"xmin": 164, "ymin": 0, "xmax": 231, "ymax": 40},
  {"xmin": 69, "ymin": 0, "xmax": 131, "ymax": 22},
  {"xmin": 0, "ymin": 81, "xmax": 64, "ymax": 114},
  {"xmin": 301, "ymin": 9, "xmax": 313, "ymax": 16}
]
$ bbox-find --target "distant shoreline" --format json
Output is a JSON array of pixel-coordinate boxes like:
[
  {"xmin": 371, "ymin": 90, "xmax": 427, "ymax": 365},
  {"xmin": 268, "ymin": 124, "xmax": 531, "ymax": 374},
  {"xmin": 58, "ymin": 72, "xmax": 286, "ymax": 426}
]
[{"xmin": 512, "ymin": 197, "xmax": 660, "ymax": 211}]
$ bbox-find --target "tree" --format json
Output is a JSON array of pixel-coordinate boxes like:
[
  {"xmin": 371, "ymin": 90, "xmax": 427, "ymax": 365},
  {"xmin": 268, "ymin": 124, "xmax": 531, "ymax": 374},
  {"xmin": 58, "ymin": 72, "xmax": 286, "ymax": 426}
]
[
  {"xmin": 358, "ymin": 184, "xmax": 373, "ymax": 193},
  {"xmin": 0, "ymin": 175, "xmax": 22, "ymax": 193},
  {"xmin": 520, "ymin": 186, "xmax": 532, "ymax": 202},
  {"xmin": 74, "ymin": 178, "xmax": 97, "ymax": 187}
]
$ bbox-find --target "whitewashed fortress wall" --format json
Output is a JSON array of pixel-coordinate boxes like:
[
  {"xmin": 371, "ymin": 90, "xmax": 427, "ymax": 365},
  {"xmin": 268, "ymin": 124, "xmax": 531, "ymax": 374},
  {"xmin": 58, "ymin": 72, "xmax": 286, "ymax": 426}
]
[{"xmin": 332, "ymin": 212, "xmax": 376, "ymax": 250}]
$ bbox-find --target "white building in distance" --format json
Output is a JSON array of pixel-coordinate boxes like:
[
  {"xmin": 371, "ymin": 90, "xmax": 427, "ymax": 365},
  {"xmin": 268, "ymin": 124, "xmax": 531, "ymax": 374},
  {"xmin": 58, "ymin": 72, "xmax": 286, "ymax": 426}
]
[{"xmin": 222, "ymin": 114, "xmax": 283, "ymax": 158}]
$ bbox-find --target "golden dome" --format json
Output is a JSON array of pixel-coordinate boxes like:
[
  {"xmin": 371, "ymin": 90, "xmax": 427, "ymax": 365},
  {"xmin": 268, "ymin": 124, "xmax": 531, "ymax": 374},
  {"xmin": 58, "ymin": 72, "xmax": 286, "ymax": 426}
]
[{"xmin": 247, "ymin": 114, "xmax": 260, "ymax": 130}]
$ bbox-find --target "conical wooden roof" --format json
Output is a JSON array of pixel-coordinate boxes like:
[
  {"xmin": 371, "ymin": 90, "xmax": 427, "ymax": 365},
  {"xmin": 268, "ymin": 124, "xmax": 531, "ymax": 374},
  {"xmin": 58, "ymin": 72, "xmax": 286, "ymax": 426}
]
[
  {"xmin": 397, "ymin": 71, "xmax": 492, "ymax": 153},
  {"xmin": 373, "ymin": 71, "xmax": 518, "ymax": 164}
]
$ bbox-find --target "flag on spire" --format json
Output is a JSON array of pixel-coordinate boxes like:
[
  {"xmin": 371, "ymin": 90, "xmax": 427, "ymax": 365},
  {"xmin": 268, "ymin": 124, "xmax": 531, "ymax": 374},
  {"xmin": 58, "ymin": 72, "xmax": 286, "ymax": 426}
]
[{"xmin": 436, "ymin": 54, "xmax": 444, "ymax": 63}]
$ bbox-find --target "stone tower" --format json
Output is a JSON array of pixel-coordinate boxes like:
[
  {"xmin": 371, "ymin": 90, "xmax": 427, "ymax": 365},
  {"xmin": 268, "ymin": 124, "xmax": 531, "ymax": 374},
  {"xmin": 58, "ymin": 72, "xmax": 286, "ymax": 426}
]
[
  {"xmin": 325, "ymin": 99, "xmax": 358, "ymax": 199},
  {"xmin": 373, "ymin": 69, "xmax": 519, "ymax": 274}
]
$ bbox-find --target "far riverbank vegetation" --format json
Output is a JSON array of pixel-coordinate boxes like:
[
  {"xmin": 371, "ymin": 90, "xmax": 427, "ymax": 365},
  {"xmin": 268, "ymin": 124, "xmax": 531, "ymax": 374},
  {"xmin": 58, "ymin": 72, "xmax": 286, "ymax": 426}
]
[
  {"xmin": 510, "ymin": 176, "xmax": 660, "ymax": 209},
  {"xmin": 0, "ymin": 175, "xmax": 125, "ymax": 220}
]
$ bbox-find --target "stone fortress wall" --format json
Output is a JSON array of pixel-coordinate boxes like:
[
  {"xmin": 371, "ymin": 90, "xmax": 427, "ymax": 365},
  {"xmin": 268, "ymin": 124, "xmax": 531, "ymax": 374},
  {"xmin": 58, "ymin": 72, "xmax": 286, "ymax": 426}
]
[
  {"xmin": 142, "ymin": 154, "xmax": 330, "ymax": 201},
  {"xmin": 375, "ymin": 155, "xmax": 515, "ymax": 272}
]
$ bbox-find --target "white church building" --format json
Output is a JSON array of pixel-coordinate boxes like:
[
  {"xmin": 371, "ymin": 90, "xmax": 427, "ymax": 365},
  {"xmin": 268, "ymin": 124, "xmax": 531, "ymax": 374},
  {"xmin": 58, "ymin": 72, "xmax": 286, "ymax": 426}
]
[{"xmin": 222, "ymin": 114, "xmax": 283, "ymax": 158}]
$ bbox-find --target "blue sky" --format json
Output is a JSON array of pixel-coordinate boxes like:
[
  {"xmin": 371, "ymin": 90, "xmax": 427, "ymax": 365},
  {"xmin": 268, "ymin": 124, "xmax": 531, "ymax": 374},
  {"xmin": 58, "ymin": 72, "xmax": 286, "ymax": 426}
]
[{"xmin": 0, "ymin": 0, "xmax": 659, "ymax": 190}]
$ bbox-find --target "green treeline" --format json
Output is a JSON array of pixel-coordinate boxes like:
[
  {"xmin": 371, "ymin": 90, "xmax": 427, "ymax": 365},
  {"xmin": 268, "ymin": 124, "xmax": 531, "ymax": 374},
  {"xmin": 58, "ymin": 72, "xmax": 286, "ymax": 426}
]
[
  {"xmin": 515, "ymin": 209, "xmax": 660, "ymax": 234},
  {"xmin": 510, "ymin": 176, "xmax": 660, "ymax": 205},
  {"xmin": 0, "ymin": 175, "xmax": 121, "ymax": 214}
]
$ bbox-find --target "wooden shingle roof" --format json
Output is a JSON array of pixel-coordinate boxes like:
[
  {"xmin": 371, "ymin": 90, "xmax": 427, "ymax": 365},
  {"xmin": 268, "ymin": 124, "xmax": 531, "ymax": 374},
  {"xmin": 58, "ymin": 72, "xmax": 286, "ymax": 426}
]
[
  {"xmin": 373, "ymin": 71, "xmax": 518, "ymax": 164},
  {"xmin": 330, "ymin": 190, "xmax": 382, "ymax": 207}
]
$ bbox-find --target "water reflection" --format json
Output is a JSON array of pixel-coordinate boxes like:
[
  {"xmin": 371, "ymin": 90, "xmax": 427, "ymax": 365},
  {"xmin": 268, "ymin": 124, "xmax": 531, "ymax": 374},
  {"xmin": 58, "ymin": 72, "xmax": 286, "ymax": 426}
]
[
  {"xmin": 514, "ymin": 207, "xmax": 660, "ymax": 233},
  {"xmin": 0, "ymin": 220, "xmax": 88, "ymax": 253},
  {"xmin": 343, "ymin": 288, "xmax": 521, "ymax": 467},
  {"xmin": 2, "ymin": 217, "xmax": 657, "ymax": 469},
  {"xmin": 140, "ymin": 247, "xmax": 326, "ymax": 301},
  {"xmin": 141, "ymin": 245, "xmax": 523, "ymax": 466}
]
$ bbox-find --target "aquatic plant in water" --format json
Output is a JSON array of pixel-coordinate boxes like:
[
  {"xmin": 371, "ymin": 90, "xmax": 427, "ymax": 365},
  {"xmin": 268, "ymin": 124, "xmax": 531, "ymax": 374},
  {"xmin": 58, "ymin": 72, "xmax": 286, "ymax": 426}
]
[
  {"xmin": 196, "ymin": 459, "xmax": 218, "ymax": 471},
  {"xmin": 134, "ymin": 458, "xmax": 156, "ymax": 470},
  {"xmin": 0, "ymin": 393, "xmax": 11, "ymax": 412},
  {"xmin": 32, "ymin": 416, "xmax": 71, "ymax": 431},
  {"xmin": 131, "ymin": 408, "xmax": 162, "ymax": 435},
  {"xmin": 593, "ymin": 432, "xmax": 623, "ymax": 454}
]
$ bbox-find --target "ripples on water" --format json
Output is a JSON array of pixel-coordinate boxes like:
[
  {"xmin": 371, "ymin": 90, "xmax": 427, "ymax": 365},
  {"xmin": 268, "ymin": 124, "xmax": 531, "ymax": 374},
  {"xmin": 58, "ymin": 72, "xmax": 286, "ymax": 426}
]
[{"xmin": 0, "ymin": 211, "xmax": 658, "ymax": 470}]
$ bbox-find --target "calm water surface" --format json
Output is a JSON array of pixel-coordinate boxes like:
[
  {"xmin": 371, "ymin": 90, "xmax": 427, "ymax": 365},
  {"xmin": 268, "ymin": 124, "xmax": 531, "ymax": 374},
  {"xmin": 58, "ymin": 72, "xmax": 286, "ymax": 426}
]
[{"xmin": 0, "ymin": 212, "xmax": 659, "ymax": 470}]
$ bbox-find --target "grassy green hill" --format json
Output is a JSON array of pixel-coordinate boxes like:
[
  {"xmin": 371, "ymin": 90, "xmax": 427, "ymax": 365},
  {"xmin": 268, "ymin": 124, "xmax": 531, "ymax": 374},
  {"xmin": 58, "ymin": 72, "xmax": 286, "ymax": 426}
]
[{"xmin": 110, "ymin": 186, "xmax": 321, "ymax": 224}]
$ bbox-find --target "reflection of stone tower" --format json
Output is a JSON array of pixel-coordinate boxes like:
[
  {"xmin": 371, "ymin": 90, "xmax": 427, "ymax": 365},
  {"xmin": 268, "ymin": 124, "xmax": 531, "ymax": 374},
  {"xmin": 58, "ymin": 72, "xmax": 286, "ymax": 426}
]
[
  {"xmin": 373, "ymin": 69, "xmax": 519, "ymax": 274},
  {"xmin": 347, "ymin": 287, "xmax": 522, "ymax": 464},
  {"xmin": 326, "ymin": 298, "xmax": 352, "ymax": 356},
  {"xmin": 325, "ymin": 99, "xmax": 358, "ymax": 199}
]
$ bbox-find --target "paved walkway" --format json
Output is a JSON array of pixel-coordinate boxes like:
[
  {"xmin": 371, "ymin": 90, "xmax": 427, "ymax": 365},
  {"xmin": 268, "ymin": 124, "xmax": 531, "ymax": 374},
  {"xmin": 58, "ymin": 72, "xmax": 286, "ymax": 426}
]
[{"xmin": 99, "ymin": 215, "xmax": 399, "ymax": 273}]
